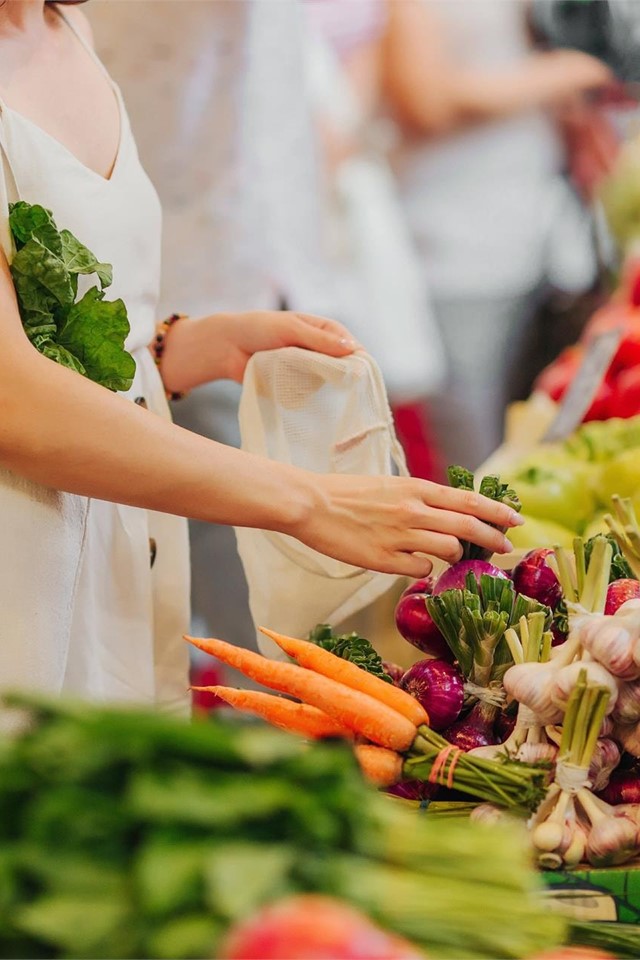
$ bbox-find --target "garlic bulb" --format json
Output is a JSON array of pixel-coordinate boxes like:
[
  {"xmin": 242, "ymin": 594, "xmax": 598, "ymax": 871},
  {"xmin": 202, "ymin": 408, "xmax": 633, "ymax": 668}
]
[
  {"xmin": 588, "ymin": 738, "xmax": 621, "ymax": 793},
  {"xmin": 552, "ymin": 661, "xmax": 619, "ymax": 714},
  {"xmin": 516, "ymin": 741, "xmax": 558, "ymax": 765},
  {"xmin": 586, "ymin": 815, "xmax": 638, "ymax": 867},
  {"xmin": 614, "ymin": 721, "xmax": 640, "ymax": 758},
  {"xmin": 613, "ymin": 804, "xmax": 640, "ymax": 826},
  {"xmin": 578, "ymin": 620, "xmax": 640, "ymax": 680},
  {"xmin": 612, "ymin": 678, "xmax": 640, "ymax": 724},
  {"xmin": 503, "ymin": 662, "xmax": 563, "ymax": 725},
  {"xmin": 599, "ymin": 716, "xmax": 615, "ymax": 738},
  {"xmin": 470, "ymin": 803, "xmax": 507, "ymax": 825},
  {"xmin": 563, "ymin": 824, "xmax": 588, "ymax": 867}
]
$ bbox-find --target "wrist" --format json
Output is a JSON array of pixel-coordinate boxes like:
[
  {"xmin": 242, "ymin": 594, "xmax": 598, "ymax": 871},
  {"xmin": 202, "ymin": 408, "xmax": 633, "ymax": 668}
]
[
  {"xmin": 157, "ymin": 314, "xmax": 229, "ymax": 395},
  {"xmin": 266, "ymin": 463, "xmax": 321, "ymax": 538}
]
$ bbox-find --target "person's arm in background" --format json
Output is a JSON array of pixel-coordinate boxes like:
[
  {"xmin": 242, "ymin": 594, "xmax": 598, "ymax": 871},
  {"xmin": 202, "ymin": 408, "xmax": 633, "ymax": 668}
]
[{"xmin": 382, "ymin": 0, "xmax": 614, "ymax": 137}]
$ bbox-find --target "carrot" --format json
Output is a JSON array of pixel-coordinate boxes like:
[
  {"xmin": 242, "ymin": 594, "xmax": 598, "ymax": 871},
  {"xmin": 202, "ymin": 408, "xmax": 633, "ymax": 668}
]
[
  {"xmin": 354, "ymin": 744, "xmax": 403, "ymax": 787},
  {"xmin": 192, "ymin": 685, "xmax": 353, "ymax": 740},
  {"xmin": 184, "ymin": 635, "xmax": 417, "ymax": 752},
  {"xmin": 259, "ymin": 627, "xmax": 429, "ymax": 727}
]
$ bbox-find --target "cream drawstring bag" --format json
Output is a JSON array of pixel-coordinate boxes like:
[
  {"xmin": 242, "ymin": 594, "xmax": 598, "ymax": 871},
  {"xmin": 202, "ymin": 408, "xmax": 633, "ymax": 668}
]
[{"xmin": 234, "ymin": 347, "xmax": 407, "ymax": 659}]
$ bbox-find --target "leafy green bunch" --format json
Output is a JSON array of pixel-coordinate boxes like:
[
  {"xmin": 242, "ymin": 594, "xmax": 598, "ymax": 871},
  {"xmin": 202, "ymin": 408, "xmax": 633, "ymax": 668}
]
[
  {"xmin": 0, "ymin": 692, "xmax": 568, "ymax": 960},
  {"xmin": 9, "ymin": 201, "xmax": 135, "ymax": 391},
  {"xmin": 427, "ymin": 573, "xmax": 551, "ymax": 688},
  {"xmin": 447, "ymin": 465, "xmax": 521, "ymax": 561},
  {"xmin": 309, "ymin": 624, "xmax": 392, "ymax": 682}
]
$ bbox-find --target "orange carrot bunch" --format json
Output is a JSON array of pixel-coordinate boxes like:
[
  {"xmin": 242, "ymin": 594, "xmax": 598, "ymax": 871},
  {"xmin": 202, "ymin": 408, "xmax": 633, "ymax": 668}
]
[
  {"xmin": 186, "ymin": 630, "xmax": 549, "ymax": 813},
  {"xmin": 185, "ymin": 629, "xmax": 426, "ymax": 785}
]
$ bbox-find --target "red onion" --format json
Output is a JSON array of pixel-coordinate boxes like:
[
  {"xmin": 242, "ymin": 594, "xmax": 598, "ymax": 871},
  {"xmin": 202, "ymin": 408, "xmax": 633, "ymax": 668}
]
[
  {"xmin": 433, "ymin": 560, "xmax": 508, "ymax": 595},
  {"xmin": 400, "ymin": 576, "xmax": 435, "ymax": 599},
  {"xmin": 598, "ymin": 766, "xmax": 640, "ymax": 806},
  {"xmin": 443, "ymin": 701, "xmax": 498, "ymax": 752},
  {"xmin": 496, "ymin": 709, "xmax": 517, "ymax": 743},
  {"xmin": 394, "ymin": 592, "xmax": 453, "ymax": 660},
  {"xmin": 605, "ymin": 579, "xmax": 640, "ymax": 616},
  {"xmin": 386, "ymin": 779, "xmax": 437, "ymax": 802},
  {"xmin": 381, "ymin": 661, "xmax": 405, "ymax": 685},
  {"xmin": 512, "ymin": 549, "xmax": 562, "ymax": 610},
  {"xmin": 400, "ymin": 659, "xmax": 464, "ymax": 730}
]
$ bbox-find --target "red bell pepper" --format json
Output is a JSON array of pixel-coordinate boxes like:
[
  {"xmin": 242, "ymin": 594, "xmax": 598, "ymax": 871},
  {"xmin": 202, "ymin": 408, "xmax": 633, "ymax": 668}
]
[{"xmin": 610, "ymin": 365, "xmax": 640, "ymax": 419}]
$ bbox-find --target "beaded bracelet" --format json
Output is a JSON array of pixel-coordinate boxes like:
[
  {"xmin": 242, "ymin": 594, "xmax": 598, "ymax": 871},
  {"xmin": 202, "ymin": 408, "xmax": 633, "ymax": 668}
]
[{"xmin": 152, "ymin": 312, "xmax": 188, "ymax": 402}]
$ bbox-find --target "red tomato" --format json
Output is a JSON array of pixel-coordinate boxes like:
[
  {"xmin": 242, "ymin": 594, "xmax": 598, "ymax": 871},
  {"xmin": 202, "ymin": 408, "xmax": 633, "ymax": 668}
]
[
  {"xmin": 534, "ymin": 347, "xmax": 582, "ymax": 402},
  {"xmin": 610, "ymin": 364, "xmax": 640, "ymax": 418},
  {"xmin": 220, "ymin": 896, "xmax": 425, "ymax": 959}
]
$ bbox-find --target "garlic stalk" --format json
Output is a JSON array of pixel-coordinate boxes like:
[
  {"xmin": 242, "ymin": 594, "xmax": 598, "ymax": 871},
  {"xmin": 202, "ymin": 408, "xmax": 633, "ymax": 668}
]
[{"xmin": 530, "ymin": 670, "xmax": 612, "ymax": 870}]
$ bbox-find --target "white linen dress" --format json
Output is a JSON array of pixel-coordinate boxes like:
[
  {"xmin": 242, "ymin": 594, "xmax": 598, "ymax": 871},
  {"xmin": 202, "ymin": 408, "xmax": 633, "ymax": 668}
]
[{"xmin": 0, "ymin": 12, "xmax": 190, "ymax": 729}]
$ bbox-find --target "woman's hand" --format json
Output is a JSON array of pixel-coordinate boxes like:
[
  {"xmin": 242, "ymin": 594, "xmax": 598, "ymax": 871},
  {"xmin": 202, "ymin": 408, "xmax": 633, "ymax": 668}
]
[
  {"xmin": 287, "ymin": 473, "xmax": 524, "ymax": 578},
  {"xmin": 557, "ymin": 97, "xmax": 621, "ymax": 201},
  {"xmin": 158, "ymin": 310, "xmax": 360, "ymax": 394}
]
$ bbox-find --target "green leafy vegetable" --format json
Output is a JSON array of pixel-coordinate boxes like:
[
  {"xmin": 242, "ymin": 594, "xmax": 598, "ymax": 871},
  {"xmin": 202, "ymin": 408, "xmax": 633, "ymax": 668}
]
[
  {"xmin": 309, "ymin": 624, "xmax": 392, "ymax": 682},
  {"xmin": 0, "ymin": 692, "xmax": 566, "ymax": 959},
  {"xmin": 584, "ymin": 532, "xmax": 636, "ymax": 583},
  {"xmin": 8, "ymin": 201, "xmax": 135, "ymax": 391},
  {"xmin": 447, "ymin": 465, "xmax": 521, "ymax": 560}
]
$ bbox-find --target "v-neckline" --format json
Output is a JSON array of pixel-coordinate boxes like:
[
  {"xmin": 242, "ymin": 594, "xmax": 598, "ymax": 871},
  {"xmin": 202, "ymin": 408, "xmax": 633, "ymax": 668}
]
[
  {"xmin": 2, "ymin": 87, "xmax": 125, "ymax": 186},
  {"xmin": 0, "ymin": 4, "xmax": 125, "ymax": 185}
]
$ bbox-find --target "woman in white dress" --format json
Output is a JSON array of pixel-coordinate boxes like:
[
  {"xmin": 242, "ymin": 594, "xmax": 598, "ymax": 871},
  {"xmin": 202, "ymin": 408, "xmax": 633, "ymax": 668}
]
[{"xmin": 0, "ymin": 0, "xmax": 521, "ymax": 726}]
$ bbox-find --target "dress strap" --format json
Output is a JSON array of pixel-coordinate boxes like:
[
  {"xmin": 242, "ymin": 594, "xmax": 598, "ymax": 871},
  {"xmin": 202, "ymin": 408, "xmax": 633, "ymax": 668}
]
[
  {"xmin": 51, "ymin": 3, "xmax": 113, "ymax": 82},
  {"xmin": 0, "ymin": 120, "xmax": 20, "ymax": 262}
]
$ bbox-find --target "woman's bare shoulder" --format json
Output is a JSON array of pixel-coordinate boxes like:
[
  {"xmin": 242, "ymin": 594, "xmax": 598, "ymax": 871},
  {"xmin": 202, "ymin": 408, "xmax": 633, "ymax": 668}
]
[{"xmin": 54, "ymin": 3, "xmax": 95, "ymax": 47}]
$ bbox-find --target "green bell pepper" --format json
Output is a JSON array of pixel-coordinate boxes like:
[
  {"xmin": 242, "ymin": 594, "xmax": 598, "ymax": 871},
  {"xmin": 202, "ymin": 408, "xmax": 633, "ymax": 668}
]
[{"xmin": 509, "ymin": 465, "xmax": 597, "ymax": 533}]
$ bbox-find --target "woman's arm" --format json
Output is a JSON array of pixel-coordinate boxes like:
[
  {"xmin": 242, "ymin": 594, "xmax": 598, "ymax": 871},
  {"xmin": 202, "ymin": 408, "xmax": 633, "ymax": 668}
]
[
  {"xmin": 157, "ymin": 310, "xmax": 358, "ymax": 394},
  {"xmin": 0, "ymin": 254, "xmax": 521, "ymax": 578},
  {"xmin": 382, "ymin": 0, "xmax": 613, "ymax": 137}
]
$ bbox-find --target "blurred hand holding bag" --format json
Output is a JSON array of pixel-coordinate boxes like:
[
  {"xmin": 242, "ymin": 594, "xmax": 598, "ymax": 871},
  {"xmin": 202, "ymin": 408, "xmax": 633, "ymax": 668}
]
[{"xmin": 234, "ymin": 347, "xmax": 406, "ymax": 658}]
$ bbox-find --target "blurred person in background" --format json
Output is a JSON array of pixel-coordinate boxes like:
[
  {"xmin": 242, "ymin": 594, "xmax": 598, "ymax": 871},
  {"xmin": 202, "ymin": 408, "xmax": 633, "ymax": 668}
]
[
  {"xmin": 304, "ymin": 0, "xmax": 447, "ymax": 481},
  {"xmin": 384, "ymin": 0, "xmax": 614, "ymax": 469}
]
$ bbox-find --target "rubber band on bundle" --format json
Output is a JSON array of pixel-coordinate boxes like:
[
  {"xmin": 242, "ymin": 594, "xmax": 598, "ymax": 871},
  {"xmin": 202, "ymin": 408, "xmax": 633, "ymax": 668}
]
[{"xmin": 428, "ymin": 744, "xmax": 464, "ymax": 789}]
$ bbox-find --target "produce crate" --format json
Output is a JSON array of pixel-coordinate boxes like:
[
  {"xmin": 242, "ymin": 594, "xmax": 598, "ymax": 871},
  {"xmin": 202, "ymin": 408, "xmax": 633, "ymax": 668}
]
[{"xmin": 541, "ymin": 863, "xmax": 640, "ymax": 925}]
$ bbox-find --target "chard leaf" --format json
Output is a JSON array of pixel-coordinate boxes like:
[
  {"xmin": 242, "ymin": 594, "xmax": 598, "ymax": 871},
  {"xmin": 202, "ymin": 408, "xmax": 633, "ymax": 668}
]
[
  {"xmin": 57, "ymin": 287, "xmax": 135, "ymax": 392},
  {"xmin": 9, "ymin": 202, "xmax": 62, "ymax": 256},
  {"xmin": 11, "ymin": 238, "xmax": 75, "ymax": 311},
  {"xmin": 41, "ymin": 342, "xmax": 87, "ymax": 377},
  {"xmin": 60, "ymin": 229, "xmax": 112, "ymax": 289},
  {"xmin": 8, "ymin": 201, "xmax": 135, "ymax": 392}
]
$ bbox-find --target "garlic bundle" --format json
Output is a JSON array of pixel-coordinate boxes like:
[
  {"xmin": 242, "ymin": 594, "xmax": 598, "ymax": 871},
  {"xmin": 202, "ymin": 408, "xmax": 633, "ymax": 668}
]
[
  {"xmin": 528, "ymin": 668, "xmax": 636, "ymax": 869},
  {"xmin": 552, "ymin": 661, "xmax": 620, "ymax": 714}
]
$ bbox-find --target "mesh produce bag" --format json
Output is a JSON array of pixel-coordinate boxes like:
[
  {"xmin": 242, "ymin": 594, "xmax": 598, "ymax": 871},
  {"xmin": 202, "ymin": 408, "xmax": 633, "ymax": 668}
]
[{"xmin": 234, "ymin": 347, "xmax": 407, "ymax": 657}]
